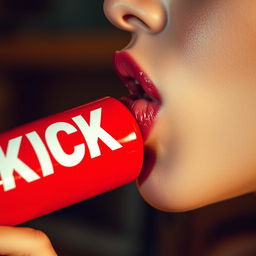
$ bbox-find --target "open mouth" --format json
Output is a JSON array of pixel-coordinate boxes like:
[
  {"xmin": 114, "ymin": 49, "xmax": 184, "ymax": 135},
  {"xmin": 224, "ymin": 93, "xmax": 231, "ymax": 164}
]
[{"xmin": 114, "ymin": 51, "xmax": 162, "ymax": 140}]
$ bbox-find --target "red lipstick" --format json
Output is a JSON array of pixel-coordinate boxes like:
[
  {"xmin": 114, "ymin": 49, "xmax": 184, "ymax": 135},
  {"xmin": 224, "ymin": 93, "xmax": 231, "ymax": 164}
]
[{"xmin": 114, "ymin": 51, "xmax": 161, "ymax": 140}]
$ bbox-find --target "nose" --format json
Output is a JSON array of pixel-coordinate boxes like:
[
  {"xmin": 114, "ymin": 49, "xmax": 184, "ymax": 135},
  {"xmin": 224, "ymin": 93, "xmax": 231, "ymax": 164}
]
[{"xmin": 103, "ymin": 0, "xmax": 167, "ymax": 34}]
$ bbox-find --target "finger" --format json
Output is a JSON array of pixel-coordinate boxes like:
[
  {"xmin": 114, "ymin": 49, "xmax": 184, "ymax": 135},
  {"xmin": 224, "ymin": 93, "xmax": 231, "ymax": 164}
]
[{"xmin": 0, "ymin": 226, "xmax": 57, "ymax": 256}]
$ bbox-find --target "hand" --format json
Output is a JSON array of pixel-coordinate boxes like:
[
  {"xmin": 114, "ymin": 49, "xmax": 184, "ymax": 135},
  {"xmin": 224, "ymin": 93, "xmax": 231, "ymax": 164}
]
[{"xmin": 0, "ymin": 226, "xmax": 57, "ymax": 256}]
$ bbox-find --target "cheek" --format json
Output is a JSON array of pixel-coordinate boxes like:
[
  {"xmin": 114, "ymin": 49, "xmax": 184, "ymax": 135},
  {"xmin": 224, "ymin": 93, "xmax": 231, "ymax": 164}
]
[
  {"xmin": 137, "ymin": 0, "xmax": 256, "ymax": 211},
  {"xmin": 138, "ymin": 75, "xmax": 256, "ymax": 212},
  {"xmin": 171, "ymin": 0, "xmax": 256, "ymax": 81}
]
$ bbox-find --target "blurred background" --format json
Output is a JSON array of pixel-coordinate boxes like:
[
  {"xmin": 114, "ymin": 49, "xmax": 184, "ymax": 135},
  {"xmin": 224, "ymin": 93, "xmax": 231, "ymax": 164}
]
[{"xmin": 0, "ymin": 1, "xmax": 255, "ymax": 255}]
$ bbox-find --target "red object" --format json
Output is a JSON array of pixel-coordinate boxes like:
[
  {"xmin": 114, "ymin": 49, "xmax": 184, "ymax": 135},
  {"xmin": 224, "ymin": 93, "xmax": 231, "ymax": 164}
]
[{"xmin": 0, "ymin": 97, "xmax": 144, "ymax": 226}]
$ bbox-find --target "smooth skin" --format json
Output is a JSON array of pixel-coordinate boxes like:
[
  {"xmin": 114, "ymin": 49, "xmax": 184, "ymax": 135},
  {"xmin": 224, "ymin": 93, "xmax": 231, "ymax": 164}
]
[
  {"xmin": 1, "ymin": 0, "xmax": 256, "ymax": 254},
  {"xmin": 104, "ymin": 0, "xmax": 256, "ymax": 211},
  {"xmin": 0, "ymin": 226, "xmax": 57, "ymax": 255}
]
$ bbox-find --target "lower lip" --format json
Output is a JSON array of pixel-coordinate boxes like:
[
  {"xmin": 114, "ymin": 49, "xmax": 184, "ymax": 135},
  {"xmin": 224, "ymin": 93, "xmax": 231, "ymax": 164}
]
[
  {"xmin": 114, "ymin": 52, "xmax": 162, "ymax": 140},
  {"xmin": 121, "ymin": 96, "xmax": 160, "ymax": 141}
]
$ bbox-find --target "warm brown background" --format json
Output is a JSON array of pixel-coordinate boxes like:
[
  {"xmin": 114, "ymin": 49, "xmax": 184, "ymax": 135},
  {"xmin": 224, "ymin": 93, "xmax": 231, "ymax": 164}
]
[{"xmin": 0, "ymin": 1, "xmax": 255, "ymax": 255}]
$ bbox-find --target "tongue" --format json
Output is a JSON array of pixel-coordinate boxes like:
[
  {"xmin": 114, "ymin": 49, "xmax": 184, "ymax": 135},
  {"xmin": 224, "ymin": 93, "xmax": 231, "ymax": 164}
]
[{"xmin": 121, "ymin": 97, "xmax": 160, "ymax": 140}]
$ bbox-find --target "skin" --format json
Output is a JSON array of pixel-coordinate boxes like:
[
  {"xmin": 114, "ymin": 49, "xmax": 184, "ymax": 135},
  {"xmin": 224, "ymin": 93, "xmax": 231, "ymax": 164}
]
[
  {"xmin": 1, "ymin": 0, "xmax": 256, "ymax": 254},
  {"xmin": 0, "ymin": 226, "xmax": 57, "ymax": 255},
  {"xmin": 104, "ymin": 0, "xmax": 256, "ymax": 211}
]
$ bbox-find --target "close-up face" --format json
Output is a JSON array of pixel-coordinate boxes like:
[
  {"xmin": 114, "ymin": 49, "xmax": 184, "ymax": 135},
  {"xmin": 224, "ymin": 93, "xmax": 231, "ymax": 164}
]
[{"xmin": 104, "ymin": 0, "xmax": 256, "ymax": 212}]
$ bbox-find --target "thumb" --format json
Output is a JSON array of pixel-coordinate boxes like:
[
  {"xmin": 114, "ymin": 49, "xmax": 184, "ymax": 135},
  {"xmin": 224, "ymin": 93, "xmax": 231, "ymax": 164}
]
[{"xmin": 0, "ymin": 226, "xmax": 57, "ymax": 256}]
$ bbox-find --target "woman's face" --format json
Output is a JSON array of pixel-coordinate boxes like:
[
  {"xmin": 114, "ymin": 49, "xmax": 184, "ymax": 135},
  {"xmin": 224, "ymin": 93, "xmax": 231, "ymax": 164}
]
[{"xmin": 104, "ymin": 0, "xmax": 256, "ymax": 211}]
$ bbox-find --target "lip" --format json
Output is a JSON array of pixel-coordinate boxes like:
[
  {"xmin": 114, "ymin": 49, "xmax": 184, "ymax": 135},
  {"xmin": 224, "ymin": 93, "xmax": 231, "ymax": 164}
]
[{"xmin": 113, "ymin": 51, "xmax": 162, "ymax": 140}]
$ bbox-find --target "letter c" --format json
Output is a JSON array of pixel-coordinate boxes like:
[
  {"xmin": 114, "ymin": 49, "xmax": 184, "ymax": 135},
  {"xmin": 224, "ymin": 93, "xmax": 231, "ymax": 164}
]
[{"xmin": 45, "ymin": 122, "xmax": 85, "ymax": 167}]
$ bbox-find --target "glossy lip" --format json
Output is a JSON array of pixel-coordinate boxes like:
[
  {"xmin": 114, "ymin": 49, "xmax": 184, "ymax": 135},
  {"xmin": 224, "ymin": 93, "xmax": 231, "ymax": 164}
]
[
  {"xmin": 113, "ymin": 51, "xmax": 162, "ymax": 104},
  {"xmin": 113, "ymin": 51, "xmax": 162, "ymax": 140}
]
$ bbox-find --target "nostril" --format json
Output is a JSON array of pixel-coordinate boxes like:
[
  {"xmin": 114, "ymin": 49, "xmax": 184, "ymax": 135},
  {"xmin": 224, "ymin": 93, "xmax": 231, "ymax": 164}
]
[
  {"xmin": 123, "ymin": 14, "xmax": 133, "ymax": 22},
  {"xmin": 104, "ymin": 0, "xmax": 167, "ymax": 34},
  {"xmin": 123, "ymin": 14, "xmax": 151, "ymax": 31}
]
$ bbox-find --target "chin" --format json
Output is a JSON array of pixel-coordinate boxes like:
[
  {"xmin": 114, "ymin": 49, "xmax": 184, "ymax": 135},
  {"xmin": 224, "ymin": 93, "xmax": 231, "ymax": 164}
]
[
  {"xmin": 136, "ymin": 180, "xmax": 210, "ymax": 212},
  {"xmin": 137, "ymin": 183, "xmax": 224, "ymax": 212},
  {"xmin": 136, "ymin": 161, "xmax": 253, "ymax": 213},
  {"xmin": 137, "ymin": 175, "xmax": 254, "ymax": 212},
  {"xmin": 136, "ymin": 116, "xmax": 256, "ymax": 212}
]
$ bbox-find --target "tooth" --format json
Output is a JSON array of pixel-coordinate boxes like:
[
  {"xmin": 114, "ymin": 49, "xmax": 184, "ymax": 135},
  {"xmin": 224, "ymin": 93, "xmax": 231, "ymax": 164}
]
[{"xmin": 134, "ymin": 79, "xmax": 140, "ymax": 86}]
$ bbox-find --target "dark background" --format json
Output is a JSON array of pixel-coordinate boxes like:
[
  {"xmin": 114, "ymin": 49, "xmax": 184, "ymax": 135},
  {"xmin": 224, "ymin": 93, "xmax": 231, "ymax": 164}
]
[{"xmin": 0, "ymin": 1, "xmax": 255, "ymax": 255}]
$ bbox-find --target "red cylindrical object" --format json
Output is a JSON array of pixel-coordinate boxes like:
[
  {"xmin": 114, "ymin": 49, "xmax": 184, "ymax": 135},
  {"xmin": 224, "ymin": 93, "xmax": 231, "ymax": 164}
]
[{"xmin": 0, "ymin": 97, "xmax": 143, "ymax": 226}]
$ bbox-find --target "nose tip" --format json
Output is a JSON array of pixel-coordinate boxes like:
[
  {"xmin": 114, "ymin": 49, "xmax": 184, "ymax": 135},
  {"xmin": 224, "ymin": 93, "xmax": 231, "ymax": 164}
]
[{"xmin": 103, "ymin": 0, "xmax": 167, "ymax": 34}]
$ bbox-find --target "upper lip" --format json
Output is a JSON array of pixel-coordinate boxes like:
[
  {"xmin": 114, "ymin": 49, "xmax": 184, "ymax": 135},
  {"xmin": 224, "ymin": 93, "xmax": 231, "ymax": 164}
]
[{"xmin": 113, "ymin": 51, "xmax": 161, "ymax": 104}]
